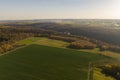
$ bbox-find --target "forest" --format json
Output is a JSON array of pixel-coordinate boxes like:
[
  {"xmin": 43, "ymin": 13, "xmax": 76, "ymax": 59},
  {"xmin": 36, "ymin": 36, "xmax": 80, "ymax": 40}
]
[
  {"xmin": 1, "ymin": 22, "xmax": 120, "ymax": 54},
  {"xmin": 100, "ymin": 64, "xmax": 120, "ymax": 80}
]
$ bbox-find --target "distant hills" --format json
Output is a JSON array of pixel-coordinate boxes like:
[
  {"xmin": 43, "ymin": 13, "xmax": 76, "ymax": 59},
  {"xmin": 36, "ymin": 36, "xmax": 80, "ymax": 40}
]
[{"xmin": 1, "ymin": 19, "xmax": 120, "ymax": 46}]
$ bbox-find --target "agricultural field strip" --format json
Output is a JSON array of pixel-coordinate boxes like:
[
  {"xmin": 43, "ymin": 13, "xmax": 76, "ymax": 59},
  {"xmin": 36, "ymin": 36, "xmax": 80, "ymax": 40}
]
[
  {"xmin": 0, "ymin": 37, "xmax": 119, "ymax": 80},
  {"xmin": 0, "ymin": 44, "xmax": 111, "ymax": 80},
  {"xmin": 17, "ymin": 37, "xmax": 120, "ymax": 62},
  {"xmin": 0, "ymin": 46, "xmax": 28, "ymax": 57},
  {"xmin": 22, "ymin": 38, "xmax": 119, "ymax": 80}
]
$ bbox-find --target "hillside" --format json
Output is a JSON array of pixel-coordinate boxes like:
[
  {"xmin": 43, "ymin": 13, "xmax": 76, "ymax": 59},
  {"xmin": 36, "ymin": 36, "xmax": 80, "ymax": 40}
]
[
  {"xmin": 0, "ymin": 20, "xmax": 120, "ymax": 80},
  {"xmin": 3, "ymin": 19, "xmax": 120, "ymax": 46},
  {"xmin": 0, "ymin": 44, "xmax": 112, "ymax": 80}
]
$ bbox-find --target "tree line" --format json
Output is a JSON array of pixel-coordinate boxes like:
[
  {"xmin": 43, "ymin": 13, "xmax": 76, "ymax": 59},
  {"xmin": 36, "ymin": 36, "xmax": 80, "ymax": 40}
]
[
  {"xmin": 100, "ymin": 64, "xmax": 120, "ymax": 80},
  {"xmin": 1, "ymin": 22, "xmax": 120, "ymax": 54},
  {"xmin": 0, "ymin": 26, "xmax": 60, "ymax": 53}
]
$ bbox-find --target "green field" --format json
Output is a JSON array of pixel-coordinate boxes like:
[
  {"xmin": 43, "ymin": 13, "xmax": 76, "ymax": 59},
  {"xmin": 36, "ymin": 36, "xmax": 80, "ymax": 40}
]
[
  {"xmin": 0, "ymin": 44, "xmax": 112, "ymax": 80},
  {"xmin": 17, "ymin": 37, "xmax": 120, "ymax": 61},
  {"xmin": 0, "ymin": 37, "xmax": 118, "ymax": 80},
  {"xmin": 94, "ymin": 68, "xmax": 115, "ymax": 80},
  {"xmin": 17, "ymin": 37, "xmax": 69, "ymax": 48}
]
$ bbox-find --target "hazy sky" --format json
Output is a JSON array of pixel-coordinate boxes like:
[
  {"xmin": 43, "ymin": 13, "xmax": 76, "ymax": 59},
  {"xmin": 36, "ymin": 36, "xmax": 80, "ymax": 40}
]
[{"xmin": 0, "ymin": 0, "xmax": 120, "ymax": 20}]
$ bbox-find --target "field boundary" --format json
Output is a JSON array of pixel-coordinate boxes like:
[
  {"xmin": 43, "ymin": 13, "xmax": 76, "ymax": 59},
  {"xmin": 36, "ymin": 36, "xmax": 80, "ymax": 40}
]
[
  {"xmin": 91, "ymin": 61, "xmax": 120, "ymax": 80},
  {"xmin": 0, "ymin": 45, "xmax": 28, "ymax": 57},
  {"xmin": 88, "ymin": 62, "xmax": 94, "ymax": 80}
]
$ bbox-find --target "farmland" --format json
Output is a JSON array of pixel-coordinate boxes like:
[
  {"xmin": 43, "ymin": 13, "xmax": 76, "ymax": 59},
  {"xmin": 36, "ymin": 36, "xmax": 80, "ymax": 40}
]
[
  {"xmin": 18, "ymin": 37, "xmax": 120, "ymax": 61},
  {"xmin": 1, "ymin": 0, "xmax": 120, "ymax": 79},
  {"xmin": 17, "ymin": 37, "xmax": 69, "ymax": 48},
  {"xmin": 1, "ymin": 20, "xmax": 120, "ymax": 80},
  {"xmin": 0, "ymin": 43, "xmax": 113, "ymax": 80}
]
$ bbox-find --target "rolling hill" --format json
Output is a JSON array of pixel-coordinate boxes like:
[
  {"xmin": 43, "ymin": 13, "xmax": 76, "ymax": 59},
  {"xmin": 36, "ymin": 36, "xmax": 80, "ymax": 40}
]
[{"xmin": 0, "ymin": 44, "xmax": 112, "ymax": 80}]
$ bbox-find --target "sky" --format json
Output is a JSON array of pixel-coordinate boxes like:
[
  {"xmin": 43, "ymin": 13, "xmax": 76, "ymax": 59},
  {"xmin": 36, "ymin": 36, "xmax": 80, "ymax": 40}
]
[{"xmin": 0, "ymin": 0, "xmax": 120, "ymax": 20}]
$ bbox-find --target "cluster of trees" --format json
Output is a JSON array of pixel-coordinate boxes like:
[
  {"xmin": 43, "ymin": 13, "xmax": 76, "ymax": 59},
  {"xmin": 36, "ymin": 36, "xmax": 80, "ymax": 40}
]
[
  {"xmin": 0, "ymin": 42, "xmax": 21, "ymax": 53},
  {"xmin": 0, "ymin": 27, "xmax": 31, "ymax": 53},
  {"xmin": 100, "ymin": 64, "xmax": 120, "ymax": 80},
  {"xmin": 0, "ymin": 43, "xmax": 12, "ymax": 53},
  {"xmin": 97, "ymin": 43, "xmax": 120, "ymax": 53},
  {"xmin": 48, "ymin": 35, "xmax": 120, "ymax": 51},
  {"xmin": 46, "ymin": 35, "xmax": 96, "ymax": 49},
  {"xmin": 49, "ymin": 35, "xmax": 77, "ymax": 42},
  {"xmin": 0, "ymin": 26, "xmax": 60, "ymax": 53},
  {"xmin": 50, "ymin": 35, "xmax": 120, "ymax": 52},
  {"xmin": 68, "ymin": 41, "xmax": 96, "ymax": 49}
]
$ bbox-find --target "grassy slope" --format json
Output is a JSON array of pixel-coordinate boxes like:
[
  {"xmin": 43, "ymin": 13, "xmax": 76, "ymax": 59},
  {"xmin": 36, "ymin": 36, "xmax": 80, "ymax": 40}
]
[
  {"xmin": 0, "ymin": 44, "xmax": 111, "ymax": 80},
  {"xmin": 80, "ymin": 48, "xmax": 120, "ymax": 61},
  {"xmin": 94, "ymin": 68, "xmax": 115, "ymax": 80},
  {"xmin": 18, "ymin": 37, "xmax": 120, "ymax": 61},
  {"xmin": 16, "ymin": 37, "xmax": 118, "ymax": 80},
  {"xmin": 17, "ymin": 37, "xmax": 69, "ymax": 48}
]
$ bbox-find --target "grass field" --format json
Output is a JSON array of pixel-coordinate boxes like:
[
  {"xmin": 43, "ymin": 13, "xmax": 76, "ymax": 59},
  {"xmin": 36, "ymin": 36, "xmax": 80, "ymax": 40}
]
[
  {"xmin": 80, "ymin": 48, "xmax": 120, "ymax": 61},
  {"xmin": 18, "ymin": 37, "xmax": 120, "ymax": 63},
  {"xmin": 0, "ymin": 44, "xmax": 112, "ymax": 80},
  {"xmin": 94, "ymin": 68, "xmax": 115, "ymax": 80},
  {"xmin": 17, "ymin": 37, "xmax": 120, "ymax": 61},
  {"xmin": 17, "ymin": 37, "xmax": 120, "ymax": 80},
  {"xmin": 17, "ymin": 37, "xmax": 69, "ymax": 48}
]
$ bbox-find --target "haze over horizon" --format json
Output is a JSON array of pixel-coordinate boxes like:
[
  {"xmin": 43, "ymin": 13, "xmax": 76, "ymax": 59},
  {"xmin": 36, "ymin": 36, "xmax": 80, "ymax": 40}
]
[{"xmin": 0, "ymin": 0, "xmax": 120, "ymax": 20}]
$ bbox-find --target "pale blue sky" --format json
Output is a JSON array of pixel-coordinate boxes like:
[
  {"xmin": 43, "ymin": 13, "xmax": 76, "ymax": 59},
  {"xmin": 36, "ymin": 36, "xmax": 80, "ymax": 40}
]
[{"xmin": 0, "ymin": 0, "xmax": 120, "ymax": 20}]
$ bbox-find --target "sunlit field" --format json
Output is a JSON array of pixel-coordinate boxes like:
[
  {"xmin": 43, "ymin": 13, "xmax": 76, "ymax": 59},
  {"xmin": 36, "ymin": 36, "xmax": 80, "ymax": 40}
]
[{"xmin": 0, "ymin": 44, "xmax": 112, "ymax": 80}]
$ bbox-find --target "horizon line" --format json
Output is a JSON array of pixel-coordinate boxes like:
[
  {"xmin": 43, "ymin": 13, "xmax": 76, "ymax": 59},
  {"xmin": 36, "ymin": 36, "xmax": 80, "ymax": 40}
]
[{"xmin": 1, "ymin": 18, "xmax": 120, "ymax": 21}]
